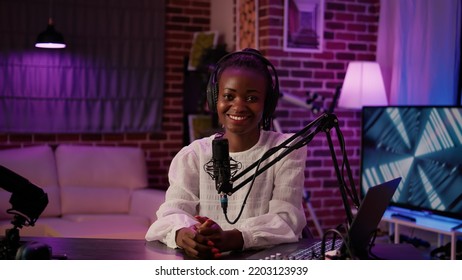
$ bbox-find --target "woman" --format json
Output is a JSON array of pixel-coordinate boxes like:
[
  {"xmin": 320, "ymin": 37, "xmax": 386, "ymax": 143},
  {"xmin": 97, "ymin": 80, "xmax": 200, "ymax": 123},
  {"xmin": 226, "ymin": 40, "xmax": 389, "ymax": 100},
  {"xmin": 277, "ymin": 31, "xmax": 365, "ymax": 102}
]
[{"xmin": 145, "ymin": 49, "xmax": 307, "ymax": 259}]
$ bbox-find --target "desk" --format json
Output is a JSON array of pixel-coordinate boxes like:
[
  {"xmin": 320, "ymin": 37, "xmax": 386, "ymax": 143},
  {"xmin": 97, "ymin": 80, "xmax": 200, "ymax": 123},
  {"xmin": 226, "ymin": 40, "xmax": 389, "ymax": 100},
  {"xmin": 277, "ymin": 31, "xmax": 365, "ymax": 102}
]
[
  {"xmin": 382, "ymin": 207, "xmax": 462, "ymax": 260},
  {"xmin": 19, "ymin": 237, "xmax": 185, "ymax": 260},
  {"xmin": 17, "ymin": 237, "xmax": 258, "ymax": 260},
  {"xmin": 8, "ymin": 236, "xmax": 427, "ymax": 260}
]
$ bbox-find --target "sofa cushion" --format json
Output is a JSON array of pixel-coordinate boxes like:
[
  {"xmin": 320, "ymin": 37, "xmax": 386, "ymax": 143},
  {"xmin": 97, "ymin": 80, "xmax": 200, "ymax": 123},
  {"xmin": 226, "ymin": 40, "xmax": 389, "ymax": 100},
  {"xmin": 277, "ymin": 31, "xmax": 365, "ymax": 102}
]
[
  {"xmin": 0, "ymin": 145, "xmax": 61, "ymax": 220},
  {"xmin": 55, "ymin": 145, "xmax": 148, "ymax": 215},
  {"xmin": 41, "ymin": 215, "xmax": 150, "ymax": 239},
  {"xmin": 61, "ymin": 186, "xmax": 131, "ymax": 214},
  {"xmin": 130, "ymin": 188, "xmax": 165, "ymax": 224},
  {"xmin": 0, "ymin": 215, "xmax": 151, "ymax": 239}
]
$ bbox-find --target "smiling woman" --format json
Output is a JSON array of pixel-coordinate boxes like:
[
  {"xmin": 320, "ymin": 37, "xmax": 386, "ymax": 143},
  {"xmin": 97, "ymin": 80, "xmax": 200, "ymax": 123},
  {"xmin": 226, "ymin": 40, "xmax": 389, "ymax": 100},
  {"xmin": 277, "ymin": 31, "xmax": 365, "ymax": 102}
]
[
  {"xmin": 0, "ymin": 0, "xmax": 165, "ymax": 133},
  {"xmin": 216, "ymin": 67, "xmax": 266, "ymax": 150},
  {"xmin": 206, "ymin": 48, "xmax": 280, "ymax": 132},
  {"xmin": 145, "ymin": 49, "xmax": 309, "ymax": 259}
]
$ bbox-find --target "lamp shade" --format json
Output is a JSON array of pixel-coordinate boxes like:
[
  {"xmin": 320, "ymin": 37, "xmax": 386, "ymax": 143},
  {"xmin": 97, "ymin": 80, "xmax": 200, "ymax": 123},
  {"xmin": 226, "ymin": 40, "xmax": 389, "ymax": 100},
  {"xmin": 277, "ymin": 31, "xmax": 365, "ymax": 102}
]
[
  {"xmin": 35, "ymin": 18, "xmax": 66, "ymax": 49},
  {"xmin": 338, "ymin": 61, "xmax": 387, "ymax": 109}
]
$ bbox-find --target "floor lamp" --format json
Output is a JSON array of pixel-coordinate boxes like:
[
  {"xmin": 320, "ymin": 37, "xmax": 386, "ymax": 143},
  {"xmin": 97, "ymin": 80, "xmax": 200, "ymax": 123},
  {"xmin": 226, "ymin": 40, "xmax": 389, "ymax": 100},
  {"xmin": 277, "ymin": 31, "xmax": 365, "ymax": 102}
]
[{"xmin": 337, "ymin": 61, "xmax": 388, "ymax": 109}]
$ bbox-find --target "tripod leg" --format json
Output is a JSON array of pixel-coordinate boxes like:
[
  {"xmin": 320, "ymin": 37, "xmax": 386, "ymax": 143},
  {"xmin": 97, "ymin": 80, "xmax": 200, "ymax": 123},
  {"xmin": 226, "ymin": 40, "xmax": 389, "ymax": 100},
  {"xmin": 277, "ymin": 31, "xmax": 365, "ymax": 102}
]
[{"xmin": 1, "ymin": 227, "xmax": 20, "ymax": 260}]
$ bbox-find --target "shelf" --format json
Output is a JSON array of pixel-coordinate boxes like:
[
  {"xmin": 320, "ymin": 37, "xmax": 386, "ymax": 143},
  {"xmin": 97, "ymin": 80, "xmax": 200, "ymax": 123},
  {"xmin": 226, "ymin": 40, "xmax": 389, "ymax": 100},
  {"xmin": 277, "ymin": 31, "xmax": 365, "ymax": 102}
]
[{"xmin": 382, "ymin": 207, "xmax": 462, "ymax": 260}]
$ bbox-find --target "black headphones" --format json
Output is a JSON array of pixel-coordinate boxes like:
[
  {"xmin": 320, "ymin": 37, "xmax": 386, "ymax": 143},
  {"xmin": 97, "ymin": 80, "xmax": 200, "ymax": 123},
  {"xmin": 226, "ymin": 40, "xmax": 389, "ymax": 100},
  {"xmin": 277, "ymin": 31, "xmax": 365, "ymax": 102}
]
[{"xmin": 206, "ymin": 48, "xmax": 280, "ymax": 130}]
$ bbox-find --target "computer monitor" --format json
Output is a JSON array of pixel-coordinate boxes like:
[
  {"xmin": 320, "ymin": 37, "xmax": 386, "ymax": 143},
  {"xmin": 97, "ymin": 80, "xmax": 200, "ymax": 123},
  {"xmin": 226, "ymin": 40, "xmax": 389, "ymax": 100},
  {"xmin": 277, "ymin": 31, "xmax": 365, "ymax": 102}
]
[{"xmin": 360, "ymin": 106, "xmax": 462, "ymax": 220}]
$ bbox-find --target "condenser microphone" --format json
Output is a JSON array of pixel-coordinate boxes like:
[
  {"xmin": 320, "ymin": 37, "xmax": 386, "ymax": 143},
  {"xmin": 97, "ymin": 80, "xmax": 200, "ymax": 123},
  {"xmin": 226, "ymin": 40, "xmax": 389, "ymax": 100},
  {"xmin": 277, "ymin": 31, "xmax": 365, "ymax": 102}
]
[{"xmin": 212, "ymin": 138, "xmax": 233, "ymax": 195}]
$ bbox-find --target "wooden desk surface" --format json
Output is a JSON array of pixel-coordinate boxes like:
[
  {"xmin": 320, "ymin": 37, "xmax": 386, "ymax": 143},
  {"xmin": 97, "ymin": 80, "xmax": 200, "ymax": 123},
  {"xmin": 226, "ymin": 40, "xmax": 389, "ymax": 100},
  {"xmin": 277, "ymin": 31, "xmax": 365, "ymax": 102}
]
[
  {"xmin": 14, "ymin": 236, "xmax": 427, "ymax": 260},
  {"xmin": 18, "ymin": 237, "xmax": 258, "ymax": 260},
  {"xmin": 20, "ymin": 237, "xmax": 186, "ymax": 260}
]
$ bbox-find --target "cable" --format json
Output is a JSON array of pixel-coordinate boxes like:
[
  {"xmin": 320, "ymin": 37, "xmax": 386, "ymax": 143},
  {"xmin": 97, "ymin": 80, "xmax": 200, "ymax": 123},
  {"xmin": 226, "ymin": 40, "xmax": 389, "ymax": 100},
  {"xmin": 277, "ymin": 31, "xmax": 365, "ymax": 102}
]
[
  {"xmin": 320, "ymin": 227, "xmax": 350, "ymax": 260},
  {"xmin": 336, "ymin": 124, "xmax": 360, "ymax": 209},
  {"xmin": 224, "ymin": 144, "xmax": 284, "ymax": 224}
]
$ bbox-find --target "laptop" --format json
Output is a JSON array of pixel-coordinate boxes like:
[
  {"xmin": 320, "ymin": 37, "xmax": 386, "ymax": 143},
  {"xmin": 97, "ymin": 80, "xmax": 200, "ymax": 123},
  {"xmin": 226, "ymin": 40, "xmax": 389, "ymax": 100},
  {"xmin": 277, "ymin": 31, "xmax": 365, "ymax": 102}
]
[{"xmin": 246, "ymin": 177, "xmax": 402, "ymax": 260}]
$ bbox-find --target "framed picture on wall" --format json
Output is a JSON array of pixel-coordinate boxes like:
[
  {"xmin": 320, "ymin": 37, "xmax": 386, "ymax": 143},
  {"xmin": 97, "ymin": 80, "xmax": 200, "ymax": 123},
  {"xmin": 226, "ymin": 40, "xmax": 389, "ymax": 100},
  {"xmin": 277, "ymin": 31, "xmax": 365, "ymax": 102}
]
[
  {"xmin": 236, "ymin": 0, "xmax": 259, "ymax": 50},
  {"xmin": 283, "ymin": 0, "xmax": 325, "ymax": 53},
  {"xmin": 188, "ymin": 31, "xmax": 219, "ymax": 70},
  {"xmin": 188, "ymin": 114, "xmax": 216, "ymax": 142}
]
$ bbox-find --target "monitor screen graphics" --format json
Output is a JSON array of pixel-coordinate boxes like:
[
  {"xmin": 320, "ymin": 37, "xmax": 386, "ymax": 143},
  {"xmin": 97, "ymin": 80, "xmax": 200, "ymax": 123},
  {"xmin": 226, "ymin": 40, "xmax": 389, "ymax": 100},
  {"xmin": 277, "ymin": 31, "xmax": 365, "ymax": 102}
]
[{"xmin": 361, "ymin": 106, "xmax": 462, "ymax": 220}]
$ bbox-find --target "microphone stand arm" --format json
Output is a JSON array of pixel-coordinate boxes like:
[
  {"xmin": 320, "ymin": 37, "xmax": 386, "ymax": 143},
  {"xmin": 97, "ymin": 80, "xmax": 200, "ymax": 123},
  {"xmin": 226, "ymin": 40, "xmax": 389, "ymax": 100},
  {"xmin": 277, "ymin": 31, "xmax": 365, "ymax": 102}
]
[
  {"xmin": 228, "ymin": 113, "xmax": 360, "ymax": 227},
  {"xmin": 228, "ymin": 113, "xmax": 329, "ymax": 191},
  {"xmin": 324, "ymin": 117, "xmax": 360, "ymax": 226}
]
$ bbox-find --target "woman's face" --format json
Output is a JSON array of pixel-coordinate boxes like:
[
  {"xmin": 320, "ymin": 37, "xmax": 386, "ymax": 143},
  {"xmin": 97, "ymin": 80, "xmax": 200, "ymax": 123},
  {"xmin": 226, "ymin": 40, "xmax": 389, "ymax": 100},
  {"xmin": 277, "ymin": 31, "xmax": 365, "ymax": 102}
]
[{"xmin": 217, "ymin": 67, "xmax": 267, "ymax": 140}]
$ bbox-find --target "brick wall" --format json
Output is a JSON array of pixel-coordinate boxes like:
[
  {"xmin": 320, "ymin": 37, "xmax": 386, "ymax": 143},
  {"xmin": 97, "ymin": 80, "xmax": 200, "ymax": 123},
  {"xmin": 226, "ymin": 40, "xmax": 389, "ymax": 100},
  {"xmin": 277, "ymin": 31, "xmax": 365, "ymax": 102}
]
[
  {"xmin": 0, "ymin": 0, "xmax": 380, "ymax": 235},
  {"xmin": 256, "ymin": 0, "xmax": 379, "ymax": 232}
]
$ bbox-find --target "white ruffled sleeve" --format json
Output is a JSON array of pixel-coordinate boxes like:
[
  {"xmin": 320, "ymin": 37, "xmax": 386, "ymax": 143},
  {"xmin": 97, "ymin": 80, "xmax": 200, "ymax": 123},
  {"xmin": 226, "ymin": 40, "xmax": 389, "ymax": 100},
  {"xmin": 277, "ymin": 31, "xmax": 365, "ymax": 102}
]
[{"xmin": 145, "ymin": 145, "xmax": 201, "ymax": 248}]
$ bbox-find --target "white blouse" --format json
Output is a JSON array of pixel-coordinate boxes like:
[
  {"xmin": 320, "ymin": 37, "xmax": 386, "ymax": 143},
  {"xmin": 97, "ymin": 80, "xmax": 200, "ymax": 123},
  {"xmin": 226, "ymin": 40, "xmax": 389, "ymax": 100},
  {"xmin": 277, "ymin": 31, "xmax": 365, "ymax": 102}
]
[{"xmin": 145, "ymin": 130, "xmax": 307, "ymax": 250}]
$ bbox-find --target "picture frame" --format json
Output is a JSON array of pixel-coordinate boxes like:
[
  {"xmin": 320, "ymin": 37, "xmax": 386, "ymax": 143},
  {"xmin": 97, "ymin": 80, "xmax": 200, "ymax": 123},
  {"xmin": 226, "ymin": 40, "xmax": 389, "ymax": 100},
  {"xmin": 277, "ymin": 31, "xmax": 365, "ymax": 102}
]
[
  {"xmin": 188, "ymin": 114, "xmax": 216, "ymax": 142},
  {"xmin": 188, "ymin": 31, "xmax": 219, "ymax": 71},
  {"xmin": 283, "ymin": 0, "xmax": 325, "ymax": 53},
  {"xmin": 236, "ymin": 0, "xmax": 259, "ymax": 50}
]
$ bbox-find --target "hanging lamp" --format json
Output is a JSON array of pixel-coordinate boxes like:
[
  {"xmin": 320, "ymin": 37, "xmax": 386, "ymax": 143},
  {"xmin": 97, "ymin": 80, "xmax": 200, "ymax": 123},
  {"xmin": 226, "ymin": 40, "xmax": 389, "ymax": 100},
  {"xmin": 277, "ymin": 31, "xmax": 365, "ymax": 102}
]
[{"xmin": 35, "ymin": 0, "xmax": 66, "ymax": 49}]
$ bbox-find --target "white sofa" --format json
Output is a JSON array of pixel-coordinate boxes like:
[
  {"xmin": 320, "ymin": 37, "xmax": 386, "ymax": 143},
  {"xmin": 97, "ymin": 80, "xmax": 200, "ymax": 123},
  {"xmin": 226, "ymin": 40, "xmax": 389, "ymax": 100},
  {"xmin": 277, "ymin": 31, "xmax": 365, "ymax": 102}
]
[{"xmin": 0, "ymin": 145, "xmax": 165, "ymax": 240}]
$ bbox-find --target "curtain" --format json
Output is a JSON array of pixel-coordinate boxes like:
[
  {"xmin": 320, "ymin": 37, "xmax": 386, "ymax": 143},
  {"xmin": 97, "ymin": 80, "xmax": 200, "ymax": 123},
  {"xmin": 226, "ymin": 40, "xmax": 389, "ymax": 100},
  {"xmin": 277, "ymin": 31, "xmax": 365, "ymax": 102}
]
[
  {"xmin": 0, "ymin": 0, "xmax": 165, "ymax": 133},
  {"xmin": 377, "ymin": 0, "xmax": 461, "ymax": 105}
]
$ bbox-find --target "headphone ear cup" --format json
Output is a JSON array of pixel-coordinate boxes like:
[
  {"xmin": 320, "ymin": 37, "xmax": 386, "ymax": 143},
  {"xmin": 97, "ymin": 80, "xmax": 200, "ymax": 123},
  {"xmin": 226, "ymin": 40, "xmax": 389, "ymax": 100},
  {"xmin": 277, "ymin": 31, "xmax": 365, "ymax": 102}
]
[
  {"xmin": 261, "ymin": 88, "xmax": 274, "ymax": 130},
  {"xmin": 264, "ymin": 87, "xmax": 278, "ymax": 119},
  {"xmin": 206, "ymin": 75, "xmax": 218, "ymax": 112}
]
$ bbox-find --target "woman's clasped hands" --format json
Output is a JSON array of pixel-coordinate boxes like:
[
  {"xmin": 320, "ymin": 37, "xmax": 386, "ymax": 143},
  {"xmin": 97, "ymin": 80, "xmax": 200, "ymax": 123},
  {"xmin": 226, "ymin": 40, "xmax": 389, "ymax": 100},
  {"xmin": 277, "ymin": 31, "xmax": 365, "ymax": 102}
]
[{"xmin": 175, "ymin": 216, "xmax": 224, "ymax": 259}]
